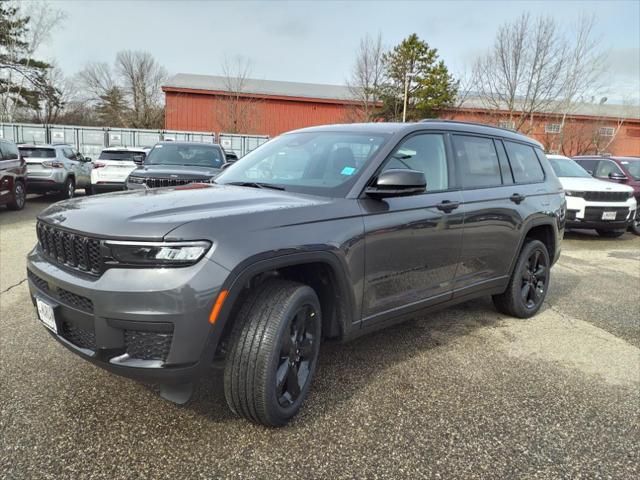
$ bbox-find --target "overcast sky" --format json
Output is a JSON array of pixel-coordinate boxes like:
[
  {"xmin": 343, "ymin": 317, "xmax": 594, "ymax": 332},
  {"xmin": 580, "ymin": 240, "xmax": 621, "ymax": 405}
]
[{"xmin": 42, "ymin": 0, "xmax": 640, "ymax": 102}]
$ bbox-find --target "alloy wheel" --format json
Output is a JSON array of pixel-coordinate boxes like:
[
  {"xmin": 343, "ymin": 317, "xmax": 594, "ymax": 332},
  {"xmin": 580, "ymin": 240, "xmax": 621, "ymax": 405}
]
[
  {"xmin": 15, "ymin": 183, "xmax": 25, "ymax": 208},
  {"xmin": 276, "ymin": 305, "xmax": 318, "ymax": 408},
  {"xmin": 521, "ymin": 249, "xmax": 547, "ymax": 309}
]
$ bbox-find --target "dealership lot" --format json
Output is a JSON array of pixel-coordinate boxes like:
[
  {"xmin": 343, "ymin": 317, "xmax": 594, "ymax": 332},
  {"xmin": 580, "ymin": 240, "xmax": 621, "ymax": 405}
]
[{"xmin": 1, "ymin": 196, "xmax": 638, "ymax": 479}]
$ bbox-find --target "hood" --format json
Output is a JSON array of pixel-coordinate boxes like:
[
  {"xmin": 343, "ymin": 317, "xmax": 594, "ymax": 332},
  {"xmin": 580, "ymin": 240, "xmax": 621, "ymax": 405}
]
[
  {"xmin": 129, "ymin": 164, "xmax": 220, "ymax": 178},
  {"xmin": 37, "ymin": 183, "xmax": 331, "ymax": 240},
  {"xmin": 558, "ymin": 176, "xmax": 634, "ymax": 193}
]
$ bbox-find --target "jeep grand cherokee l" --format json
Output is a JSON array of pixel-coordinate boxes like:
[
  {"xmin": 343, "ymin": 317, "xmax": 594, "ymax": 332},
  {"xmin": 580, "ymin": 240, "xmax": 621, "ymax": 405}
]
[{"xmin": 27, "ymin": 121, "xmax": 565, "ymax": 426}]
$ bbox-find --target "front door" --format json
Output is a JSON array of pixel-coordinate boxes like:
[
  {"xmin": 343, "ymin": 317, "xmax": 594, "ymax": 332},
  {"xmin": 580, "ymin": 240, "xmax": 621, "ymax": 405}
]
[{"xmin": 359, "ymin": 132, "xmax": 464, "ymax": 323}]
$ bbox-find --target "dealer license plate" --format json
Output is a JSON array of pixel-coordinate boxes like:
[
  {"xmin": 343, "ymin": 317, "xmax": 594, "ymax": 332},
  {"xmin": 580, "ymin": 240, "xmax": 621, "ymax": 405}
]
[
  {"xmin": 601, "ymin": 211, "xmax": 617, "ymax": 221},
  {"xmin": 36, "ymin": 298, "xmax": 57, "ymax": 333}
]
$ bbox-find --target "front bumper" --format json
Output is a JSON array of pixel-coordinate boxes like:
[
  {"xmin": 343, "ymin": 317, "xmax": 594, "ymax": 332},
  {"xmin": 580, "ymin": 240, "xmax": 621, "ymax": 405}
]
[
  {"xmin": 565, "ymin": 196, "xmax": 636, "ymax": 230},
  {"xmin": 27, "ymin": 247, "xmax": 230, "ymax": 383}
]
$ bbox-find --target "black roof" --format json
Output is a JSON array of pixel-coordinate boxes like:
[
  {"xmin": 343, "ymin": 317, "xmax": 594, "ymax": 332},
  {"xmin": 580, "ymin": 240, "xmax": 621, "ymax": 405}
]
[{"xmin": 289, "ymin": 121, "xmax": 542, "ymax": 147}]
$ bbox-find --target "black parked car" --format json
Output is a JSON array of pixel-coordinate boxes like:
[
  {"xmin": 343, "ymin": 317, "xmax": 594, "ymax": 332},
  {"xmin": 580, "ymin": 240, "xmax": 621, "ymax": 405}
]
[
  {"xmin": 27, "ymin": 121, "xmax": 565, "ymax": 426},
  {"xmin": 0, "ymin": 139, "xmax": 27, "ymax": 210},
  {"xmin": 126, "ymin": 141, "xmax": 225, "ymax": 189}
]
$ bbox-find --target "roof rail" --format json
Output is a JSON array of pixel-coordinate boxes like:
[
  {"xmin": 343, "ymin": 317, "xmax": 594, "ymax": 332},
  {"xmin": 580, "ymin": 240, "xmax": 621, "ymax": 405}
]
[{"xmin": 419, "ymin": 118, "xmax": 521, "ymax": 134}]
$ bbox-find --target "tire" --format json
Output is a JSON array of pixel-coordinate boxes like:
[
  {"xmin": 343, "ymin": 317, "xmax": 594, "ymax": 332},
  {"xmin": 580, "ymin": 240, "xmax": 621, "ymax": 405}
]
[
  {"xmin": 7, "ymin": 180, "xmax": 26, "ymax": 210},
  {"xmin": 61, "ymin": 177, "xmax": 75, "ymax": 200},
  {"xmin": 628, "ymin": 215, "xmax": 640, "ymax": 236},
  {"xmin": 84, "ymin": 184, "xmax": 94, "ymax": 196},
  {"xmin": 596, "ymin": 229, "xmax": 625, "ymax": 238},
  {"xmin": 492, "ymin": 239, "xmax": 550, "ymax": 319},
  {"xmin": 223, "ymin": 279, "xmax": 321, "ymax": 427}
]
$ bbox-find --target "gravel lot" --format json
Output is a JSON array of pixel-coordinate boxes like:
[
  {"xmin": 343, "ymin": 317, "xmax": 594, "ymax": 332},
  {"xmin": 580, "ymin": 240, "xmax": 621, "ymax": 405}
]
[{"xmin": 1, "ymin": 195, "xmax": 639, "ymax": 479}]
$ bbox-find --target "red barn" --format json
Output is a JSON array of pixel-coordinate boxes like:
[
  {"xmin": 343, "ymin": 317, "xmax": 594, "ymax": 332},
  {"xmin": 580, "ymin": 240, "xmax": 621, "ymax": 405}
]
[{"xmin": 162, "ymin": 74, "xmax": 364, "ymax": 137}]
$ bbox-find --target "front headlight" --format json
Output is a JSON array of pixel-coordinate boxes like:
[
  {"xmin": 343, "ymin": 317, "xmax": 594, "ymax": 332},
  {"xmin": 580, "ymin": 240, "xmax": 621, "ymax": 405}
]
[
  {"xmin": 565, "ymin": 191, "xmax": 585, "ymax": 197},
  {"xmin": 105, "ymin": 240, "xmax": 212, "ymax": 266},
  {"xmin": 128, "ymin": 176, "xmax": 145, "ymax": 184}
]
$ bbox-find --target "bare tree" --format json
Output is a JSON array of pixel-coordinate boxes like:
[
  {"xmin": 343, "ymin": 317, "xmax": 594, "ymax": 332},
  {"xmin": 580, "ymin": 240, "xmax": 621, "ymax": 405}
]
[
  {"xmin": 347, "ymin": 32, "xmax": 385, "ymax": 121},
  {"xmin": 1, "ymin": 0, "xmax": 66, "ymax": 121},
  {"xmin": 217, "ymin": 55, "xmax": 262, "ymax": 133},
  {"xmin": 472, "ymin": 13, "xmax": 567, "ymax": 133},
  {"xmin": 116, "ymin": 50, "xmax": 167, "ymax": 128}
]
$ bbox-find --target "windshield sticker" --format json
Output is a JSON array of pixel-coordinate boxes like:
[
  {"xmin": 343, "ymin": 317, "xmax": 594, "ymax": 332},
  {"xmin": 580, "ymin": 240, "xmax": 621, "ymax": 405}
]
[{"xmin": 341, "ymin": 166, "xmax": 356, "ymax": 175}]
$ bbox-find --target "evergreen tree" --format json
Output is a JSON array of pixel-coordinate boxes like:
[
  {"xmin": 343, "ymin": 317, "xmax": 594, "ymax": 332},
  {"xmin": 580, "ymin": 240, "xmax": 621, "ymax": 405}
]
[{"xmin": 378, "ymin": 34, "xmax": 458, "ymax": 121}]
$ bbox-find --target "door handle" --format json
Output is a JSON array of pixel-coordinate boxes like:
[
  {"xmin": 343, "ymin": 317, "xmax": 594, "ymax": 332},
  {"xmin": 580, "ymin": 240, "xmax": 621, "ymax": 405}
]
[
  {"xmin": 509, "ymin": 193, "xmax": 525, "ymax": 204},
  {"xmin": 436, "ymin": 200, "xmax": 460, "ymax": 213}
]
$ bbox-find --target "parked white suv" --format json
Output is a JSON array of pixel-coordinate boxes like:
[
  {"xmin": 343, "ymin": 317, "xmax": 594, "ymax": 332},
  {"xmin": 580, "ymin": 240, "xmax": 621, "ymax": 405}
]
[
  {"xmin": 91, "ymin": 147, "xmax": 147, "ymax": 193},
  {"xmin": 547, "ymin": 155, "xmax": 636, "ymax": 238}
]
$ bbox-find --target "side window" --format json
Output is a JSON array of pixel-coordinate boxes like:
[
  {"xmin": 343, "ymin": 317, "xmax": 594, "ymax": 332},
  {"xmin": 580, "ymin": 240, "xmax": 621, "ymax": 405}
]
[
  {"xmin": 504, "ymin": 141, "xmax": 545, "ymax": 184},
  {"xmin": 382, "ymin": 133, "xmax": 448, "ymax": 191},
  {"xmin": 63, "ymin": 148, "xmax": 76, "ymax": 160},
  {"xmin": 574, "ymin": 159, "xmax": 597, "ymax": 174},
  {"xmin": 595, "ymin": 160, "xmax": 623, "ymax": 178},
  {"xmin": 452, "ymin": 135, "xmax": 502, "ymax": 189},
  {"xmin": 0, "ymin": 141, "xmax": 19, "ymax": 160}
]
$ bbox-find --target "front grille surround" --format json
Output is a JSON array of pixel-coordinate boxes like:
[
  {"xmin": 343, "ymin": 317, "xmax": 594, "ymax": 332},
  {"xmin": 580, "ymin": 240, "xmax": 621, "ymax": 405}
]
[
  {"xmin": 137, "ymin": 177, "xmax": 212, "ymax": 189},
  {"xmin": 583, "ymin": 191, "xmax": 630, "ymax": 202},
  {"xmin": 37, "ymin": 222, "xmax": 102, "ymax": 275}
]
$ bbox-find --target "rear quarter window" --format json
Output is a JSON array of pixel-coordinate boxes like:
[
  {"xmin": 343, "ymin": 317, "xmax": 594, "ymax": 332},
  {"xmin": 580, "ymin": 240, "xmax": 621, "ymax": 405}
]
[{"xmin": 504, "ymin": 141, "xmax": 545, "ymax": 183}]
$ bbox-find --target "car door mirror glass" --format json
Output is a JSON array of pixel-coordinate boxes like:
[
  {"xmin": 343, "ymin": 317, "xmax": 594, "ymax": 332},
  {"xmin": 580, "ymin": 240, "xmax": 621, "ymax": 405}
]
[
  {"xmin": 365, "ymin": 169, "xmax": 426, "ymax": 198},
  {"xmin": 608, "ymin": 171, "xmax": 626, "ymax": 180}
]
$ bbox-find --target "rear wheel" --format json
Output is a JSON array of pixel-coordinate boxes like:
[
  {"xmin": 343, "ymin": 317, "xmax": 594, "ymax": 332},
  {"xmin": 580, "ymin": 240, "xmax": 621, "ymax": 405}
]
[
  {"xmin": 493, "ymin": 239, "xmax": 550, "ymax": 318},
  {"xmin": 7, "ymin": 180, "xmax": 26, "ymax": 210},
  {"xmin": 596, "ymin": 229, "xmax": 625, "ymax": 238},
  {"xmin": 61, "ymin": 177, "xmax": 75, "ymax": 200},
  {"xmin": 224, "ymin": 279, "xmax": 321, "ymax": 427}
]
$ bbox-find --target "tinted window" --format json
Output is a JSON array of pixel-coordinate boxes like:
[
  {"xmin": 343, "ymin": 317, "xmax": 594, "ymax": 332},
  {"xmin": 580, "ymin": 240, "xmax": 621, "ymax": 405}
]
[
  {"xmin": 18, "ymin": 147, "xmax": 56, "ymax": 158},
  {"xmin": 573, "ymin": 159, "xmax": 598, "ymax": 174},
  {"xmin": 620, "ymin": 160, "xmax": 640, "ymax": 180},
  {"xmin": 452, "ymin": 135, "xmax": 502, "ymax": 188},
  {"xmin": 146, "ymin": 144, "xmax": 224, "ymax": 168},
  {"xmin": 504, "ymin": 141, "xmax": 544, "ymax": 183},
  {"xmin": 595, "ymin": 160, "xmax": 624, "ymax": 178},
  {"xmin": 382, "ymin": 133, "xmax": 448, "ymax": 191},
  {"xmin": 99, "ymin": 150, "xmax": 145, "ymax": 162},
  {"xmin": 0, "ymin": 141, "xmax": 19, "ymax": 160}
]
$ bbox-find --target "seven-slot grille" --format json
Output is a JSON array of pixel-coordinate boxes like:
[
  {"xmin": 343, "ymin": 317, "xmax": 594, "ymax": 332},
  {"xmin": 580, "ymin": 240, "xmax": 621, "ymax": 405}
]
[
  {"xmin": 36, "ymin": 222, "xmax": 102, "ymax": 274},
  {"xmin": 583, "ymin": 191, "xmax": 629, "ymax": 202},
  {"xmin": 583, "ymin": 206, "xmax": 630, "ymax": 222},
  {"xmin": 139, "ymin": 177, "xmax": 211, "ymax": 188}
]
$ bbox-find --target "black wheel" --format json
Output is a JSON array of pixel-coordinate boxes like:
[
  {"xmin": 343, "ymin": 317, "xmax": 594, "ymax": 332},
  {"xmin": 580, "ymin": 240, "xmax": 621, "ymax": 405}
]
[
  {"xmin": 596, "ymin": 229, "xmax": 625, "ymax": 238},
  {"xmin": 84, "ymin": 184, "xmax": 94, "ymax": 196},
  {"xmin": 224, "ymin": 279, "xmax": 321, "ymax": 427},
  {"xmin": 7, "ymin": 180, "xmax": 26, "ymax": 210},
  {"xmin": 630, "ymin": 215, "xmax": 640, "ymax": 236},
  {"xmin": 493, "ymin": 239, "xmax": 550, "ymax": 318},
  {"xmin": 61, "ymin": 177, "xmax": 75, "ymax": 200}
]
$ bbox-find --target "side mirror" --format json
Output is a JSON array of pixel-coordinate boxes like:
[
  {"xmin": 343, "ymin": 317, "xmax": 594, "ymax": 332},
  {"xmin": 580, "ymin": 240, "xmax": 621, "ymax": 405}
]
[
  {"xmin": 84, "ymin": 156, "xmax": 92, "ymax": 162},
  {"xmin": 608, "ymin": 171, "xmax": 626, "ymax": 180},
  {"xmin": 220, "ymin": 162, "xmax": 233, "ymax": 170},
  {"xmin": 586, "ymin": 170, "xmax": 594, "ymax": 176},
  {"xmin": 365, "ymin": 169, "xmax": 426, "ymax": 198},
  {"xmin": 132, "ymin": 154, "xmax": 145, "ymax": 165}
]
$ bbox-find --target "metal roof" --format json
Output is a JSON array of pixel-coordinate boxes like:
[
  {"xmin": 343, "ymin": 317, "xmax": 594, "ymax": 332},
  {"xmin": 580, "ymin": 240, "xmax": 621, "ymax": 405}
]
[{"xmin": 163, "ymin": 73, "xmax": 357, "ymax": 101}]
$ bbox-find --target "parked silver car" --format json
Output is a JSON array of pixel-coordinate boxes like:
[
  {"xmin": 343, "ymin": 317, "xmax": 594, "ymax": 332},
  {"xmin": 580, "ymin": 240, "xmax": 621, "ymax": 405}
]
[{"xmin": 19, "ymin": 144, "xmax": 94, "ymax": 198}]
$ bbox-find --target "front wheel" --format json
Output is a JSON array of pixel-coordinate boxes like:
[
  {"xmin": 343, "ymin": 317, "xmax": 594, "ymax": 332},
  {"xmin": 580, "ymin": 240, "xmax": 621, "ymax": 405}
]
[
  {"xmin": 224, "ymin": 279, "xmax": 321, "ymax": 427},
  {"xmin": 628, "ymin": 214, "xmax": 640, "ymax": 236},
  {"xmin": 493, "ymin": 239, "xmax": 550, "ymax": 318},
  {"xmin": 596, "ymin": 229, "xmax": 625, "ymax": 238}
]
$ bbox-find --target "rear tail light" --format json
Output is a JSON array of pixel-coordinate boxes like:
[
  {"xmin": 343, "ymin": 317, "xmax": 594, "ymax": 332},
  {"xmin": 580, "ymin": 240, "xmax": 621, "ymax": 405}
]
[
  {"xmin": 42, "ymin": 160, "xmax": 64, "ymax": 168},
  {"xmin": 93, "ymin": 162, "xmax": 107, "ymax": 169}
]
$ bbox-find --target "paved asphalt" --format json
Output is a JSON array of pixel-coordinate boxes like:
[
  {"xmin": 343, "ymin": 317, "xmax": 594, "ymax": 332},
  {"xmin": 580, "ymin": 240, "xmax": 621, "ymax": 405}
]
[{"xmin": 1, "ymin": 195, "xmax": 639, "ymax": 479}]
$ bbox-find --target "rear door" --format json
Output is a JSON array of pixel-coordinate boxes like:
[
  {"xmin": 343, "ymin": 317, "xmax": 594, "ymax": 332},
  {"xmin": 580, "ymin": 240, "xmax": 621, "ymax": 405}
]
[
  {"xmin": 451, "ymin": 135, "xmax": 528, "ymax": 295},
  {"xmin": 359, "ymin": 131, "xmax": 464, "ymax": 323}
]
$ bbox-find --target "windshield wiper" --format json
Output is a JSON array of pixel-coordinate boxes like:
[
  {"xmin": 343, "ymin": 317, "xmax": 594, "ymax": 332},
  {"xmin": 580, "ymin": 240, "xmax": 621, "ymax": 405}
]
[{"xmin": 226, "ymin": 181, "xmax": 286, "ymax": 191}]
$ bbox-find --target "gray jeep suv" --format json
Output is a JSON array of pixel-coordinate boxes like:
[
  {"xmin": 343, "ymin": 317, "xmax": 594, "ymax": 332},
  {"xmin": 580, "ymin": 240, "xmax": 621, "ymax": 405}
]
[
  {"xmin": 19, "ymin": 144, "xmax": 93, "ymax": 198},
  {"xmin": 26, "ymin": 121, "xmax": 565, "ymax": 426}
]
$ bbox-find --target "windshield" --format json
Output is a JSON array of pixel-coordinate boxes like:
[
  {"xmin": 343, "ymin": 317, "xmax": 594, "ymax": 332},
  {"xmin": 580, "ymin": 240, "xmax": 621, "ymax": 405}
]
[
  {"xmin": 145, "ymin": 144, "xmax": 223, "ymax": 168},
  {"xmin": 215, "ymin": 131, "xmax": 390, "ymax": 196},
  {"xmin": 99, "ymin": 150, "xmax": 144, "ymax": 162},
  {"xmin": 548, "ymin": 157, "xmax": 591, "ymax": 178},
  {"xmin": 620, "ymin": 159, "xmax": 640, "ymax": 180},
  {"xmin": 18, "ymin": 147, "xmax": 55, "ymax": 158}
]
